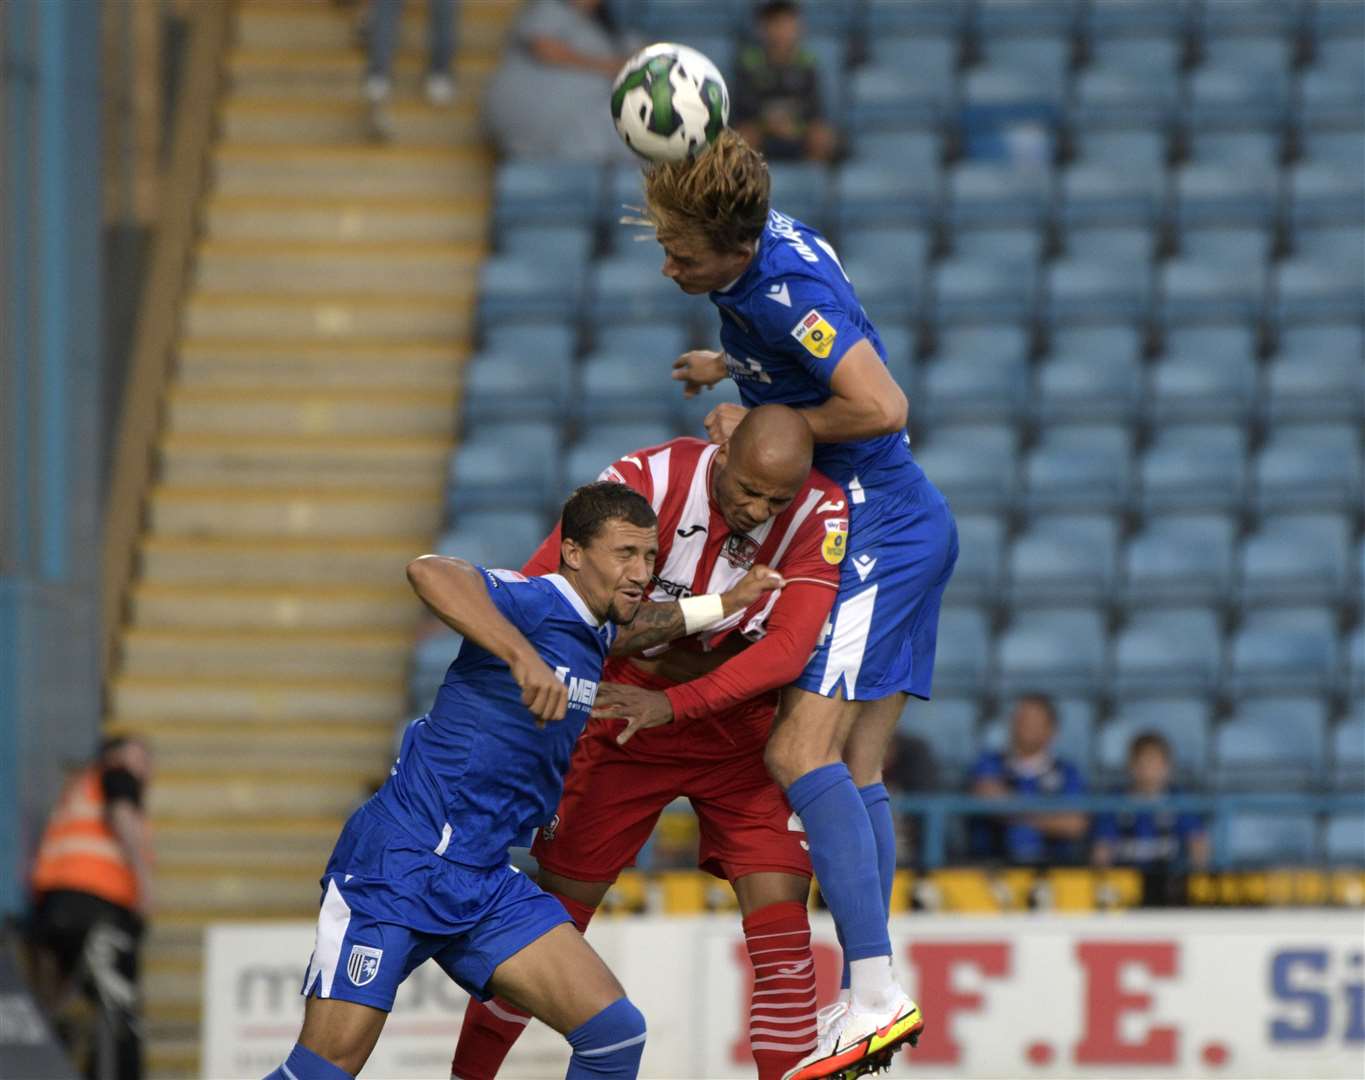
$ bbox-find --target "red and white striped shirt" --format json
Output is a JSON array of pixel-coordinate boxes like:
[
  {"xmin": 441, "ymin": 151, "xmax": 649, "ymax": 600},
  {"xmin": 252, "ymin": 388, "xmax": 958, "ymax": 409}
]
[{"xmin": 525, "ymin": 437, "xmax": 844, "ymax": 723}]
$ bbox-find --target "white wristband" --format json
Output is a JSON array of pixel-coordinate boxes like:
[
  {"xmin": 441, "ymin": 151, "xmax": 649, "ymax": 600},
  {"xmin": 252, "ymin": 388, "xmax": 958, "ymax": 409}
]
[{"xmin": 679, "ymin": 593, "xmax": 726, "ymax": 635}]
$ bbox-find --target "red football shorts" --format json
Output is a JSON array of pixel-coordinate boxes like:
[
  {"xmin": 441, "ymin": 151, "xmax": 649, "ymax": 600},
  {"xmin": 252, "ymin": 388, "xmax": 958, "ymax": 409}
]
[{"xmin": 531, "ymin": 668, "xmax": 813, "ymax": 884}]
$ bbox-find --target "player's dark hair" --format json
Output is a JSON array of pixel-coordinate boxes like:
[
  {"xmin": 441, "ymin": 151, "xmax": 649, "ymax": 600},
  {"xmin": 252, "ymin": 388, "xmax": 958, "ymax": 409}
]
[
  {"xmin": 1015, "ymin": 692, "xmax": 1058, "ymax": 728},
  {"xmin": 643, "ymin": 129, "xmax": 771, "ymax": 254},
  {"xmin": 1129, "ymin": 731, "xmax": 1172, "ymax": 761},
  {"xmin": 757, "ymin": 0, "xmax": 801, "ymax": 21},
  {"xmin": 560, "ymin": 481, "xmax": 657, "ymax": 548}
]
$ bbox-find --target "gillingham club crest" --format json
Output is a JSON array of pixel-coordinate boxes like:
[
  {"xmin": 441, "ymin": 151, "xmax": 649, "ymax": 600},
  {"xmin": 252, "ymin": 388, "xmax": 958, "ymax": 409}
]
[{"xmin": 347, "ymin": 944, "xmax": 383, "ymax": 987}]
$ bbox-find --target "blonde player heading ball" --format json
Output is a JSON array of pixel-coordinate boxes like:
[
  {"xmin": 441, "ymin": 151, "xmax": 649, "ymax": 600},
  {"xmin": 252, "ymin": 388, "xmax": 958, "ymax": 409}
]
[{"xmin": 630, "ymin": 127, "xmax": 959, "ymax": 1077}]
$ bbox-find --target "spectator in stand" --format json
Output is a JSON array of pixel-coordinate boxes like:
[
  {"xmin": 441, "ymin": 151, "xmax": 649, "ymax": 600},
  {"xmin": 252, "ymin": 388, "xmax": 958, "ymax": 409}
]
[
  {"xmin": 968, "ymin": 694, "xmax": 1088, "ymax": 864},
  {"xmin": 26, "ymin": 737, "xmax": 154, "ymax": 1080},
  {"xmin": 362, "ymin": 0, "xmax": 460, "ymax": 141},
  {"xmin": 1093, "ymin": 732, "xmax": 1208, "ymax": 904},
  {"xmin": 731, "ymin": 0, "xmax": 838, "ymax": 162},
  {"xmin": 482, "ymin": 0, "xmax": 639, "ymax": 163},
  {"xmin": 883, "ymin": 730, "xmax": 940, "ymax": 866}
]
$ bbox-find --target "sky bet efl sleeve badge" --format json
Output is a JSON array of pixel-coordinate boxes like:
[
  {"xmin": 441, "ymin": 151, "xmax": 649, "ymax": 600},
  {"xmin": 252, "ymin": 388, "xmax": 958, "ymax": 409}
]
[
  {"xmin": 822, "ymin": 518, "xmax": 848, "ymax": 564},
  {"xmin": 791, "ymin": 309, "xmax": 837, "ymax": 359}
]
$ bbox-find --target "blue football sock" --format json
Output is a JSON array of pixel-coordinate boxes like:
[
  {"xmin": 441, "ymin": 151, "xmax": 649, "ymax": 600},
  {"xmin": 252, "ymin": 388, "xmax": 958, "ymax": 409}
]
[
  {"xmin": 566, "ymin": 997, "xmax": 647, "ymax": 1078},
  {"xmin": 264, "ymin": 1043, "xmax": 353, "ymax": 1080},
  {"xmin": 841, "ymin": 782, "xmax": 897, "ymax": 989},
  {"xmin": 787, "ymin": 763, "xmax": 891, "ymax": 965}
]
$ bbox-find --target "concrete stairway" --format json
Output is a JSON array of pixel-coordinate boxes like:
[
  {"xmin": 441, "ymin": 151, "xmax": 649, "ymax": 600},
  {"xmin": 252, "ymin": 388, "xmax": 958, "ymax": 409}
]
[{"xmin": 105, "ymin": 2, "xmax": 517, "ymax": 1074}]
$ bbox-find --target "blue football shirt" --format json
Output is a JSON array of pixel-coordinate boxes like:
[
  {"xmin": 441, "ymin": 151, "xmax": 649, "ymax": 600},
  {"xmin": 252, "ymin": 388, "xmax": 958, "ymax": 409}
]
[
  {"xmin": 968, "ymin": 751, "xmax": 1088, "ymax": 864},
  {"xmin": 374, "ymin": 568, "xmax": 615, "ymax": 870},
  {"xmin": 709, "ymin": 208, "xmax": 924, "ymax": 497},
  {"xmin": 1093, "ymin": 794, "xmax": 1205, "ymax": 867}
]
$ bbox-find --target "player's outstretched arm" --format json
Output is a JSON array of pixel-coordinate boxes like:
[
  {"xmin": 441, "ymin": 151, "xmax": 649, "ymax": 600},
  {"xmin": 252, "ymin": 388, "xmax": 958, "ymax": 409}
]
[
  {"xmin": 406, "ymin": 556, "xmax": 569, "ymax": 724},
  {"xmin": 610, "ymin": 564, "xmax": 785, "ymax": 655},
  {"xmin": 799, "ymin": 338, "xmax": 908, "ymax": 442}
]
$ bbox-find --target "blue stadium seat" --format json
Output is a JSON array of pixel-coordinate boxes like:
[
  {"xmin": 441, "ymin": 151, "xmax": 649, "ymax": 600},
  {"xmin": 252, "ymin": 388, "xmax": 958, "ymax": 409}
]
[
  {"xmin": 1179, "ymin": 225, "xmax": 1273, "ymax": 270},
  {"xmin": 1288, "ymin": 163, "xmax": 1365, "ymax": 228},
  {"xmin": 1007, "ymin": 515, "xmax": 1119, "ymax": 607},
  {"xmin": 603, "ymin": 165, "xmax": 651, "ymax": 236},
  {"xmin": 1100, "ymin": 698, "xmax": 1212, "ymax": 779},
  {"xmin": 1184, "ymin": 65, "xmax": 1289, "ymax": 131},
  {"xmin": 1120, "ymin": 514, "xmax": 1237, "ymax": 610},
  {"xmin": 1298, "ymin": 70, "xmax": 1365, "ymax": 130},
  {"xmin": 1063, "ymin": 225, "xmax": 1154, "ymax": 263},
  {"xmin": 1350, "ymin": 627, "xmax": 1365, "ymax": 701},
  {"xmin": 947, "ymin": 514, "xmax": 1006, "ymax": 606},
  {"xmin": 462, "ymin": 351, "xmax": 572, "ymax": 425},
  {"xmin": 983, "ymin": 696, "xmax": 1097, "ymax": 771},
  {"xmin": 898, "ymin": 696, "xmax": 980, "ymax": 783},
  {"xmin": 1059, "ymin": 164, "xmax": 1162, "ymax": 227},
  {"xmin": 834, "ymin": 162, "xmax": 941, "ymax": 229},
  {"xmin": 1226, "ymin": 812, "xmax": 1317, "ymax": 865},
  {"xmin": 1023, "ymin": 424, "xmax": 1133, "ymax": 515},
  {"xmin": 932, "ymin": 256, "xmax": 1038, "ymax": 325},
  {"xmin": 1089, "ymin": 35, "xmax": 1182, "ymax": 74},
  {"xmin": 1215, "ymin": 696, "xmax": 1329, "ymax": 791},
  {"xmin": 1324, "ymin": 815, "xmax": 1365, "ymax": 864},
  {"xmin": 1229, "ymin": 606, "xmax": 1340, "ymax": 697},
  {"xmin": 846, "ymin": 65, "xmax": 953, "ymax": 132},
  {"xmin": 864, "ymin": 33, "xmax": 957, "ymax": 84},
  {"xmin": 1072, "ymin": 72, "xmax": 1177, "ymax": 135},
  {"xmin": 978, "ymin": 0, "xmax": 1081, "ymax": 37},
  {"xmin": 593, "ymin": 323, "xmax": 689, "ymax": 360},
  {"xmin": 1148, "ymin": 343, "xmax": 1258, "ymax": 424},
  {"xmin": 449, "ymin": 422, "xmax": 561, "ymax": 514},
  {"xmin": 1139, "ymin": 424, "xmax": 1248, "ymax": 515},
  {"xmin": 1294, "ymin": 224, "xmax": 1365, "ymax": 275},
  {"xmin": 1073, "ymin": 129, "xmax": 1168, "ymax": 180},
  {"xmin": 918, "ymin": 327, "xmax": 1030, "ymax": 421},
  {"xmin": 1112, "ymin": 608, "xmax": 1224, "ymax": 698},
  {"xmin": 1159, "ymin": 258, "xmax": 1264, "ymax": 326},
  {"xmin": 1273, "ymin": 258, "xmax": 1365, "ymax": 325},
  {"xmin": 838, "ymin": 228, "xmax": 929, "ymax": 322},
  {"xmin": 1200, "ymin": 1, "xmax": 1300, "ymax": 37},
  {"xmin": 409, "ymin": 632, "xmax": 461, "ymax": 710},
  {"xmin": 911, "ymin": 423, "xmax": 1018, "ymax": 514},
  {"xmin": 1333, "ymin": 707, "xmax": 1365, "ymax": 791},
  {"xmin": 590, "ymin": 255, "xmax": 701, "ymax": 324},
  {"xmin": 1267, "ymin": 325, "xmax": 1365, "ymax": 424},
  {"xmin": 436, "ymin": 509, "xmax": 548, "ymax": 569},
  {"xmin": 1173, "ymin": 163, "xmax": 1277, "ymax": 228},
  {"xmin": 1034, "ymin": 331, "xmax": 1143, "ymax": 423},
  {"xmin": 479, "ymin": 256, "xmax": 583, "ymax": 324},
  {"xmin": 1315, "ymin": 29, "xmax": 1365, "ymax": 69},
  {"xmin": 959, "ymin": 67, "xmax": 1063, "ymax": 163},
  {"xmin": 876, "ymin": 324, "xmax": 917, "ymax": 391},
  {"xmin": 499, "ymin": 223, "xmax": 594, "ymax": 266},
  {"xmin": 948, "ymin": 166, "xmax": 1051, "ymax": 231},
  {"xmin": 849, "ymin": 130, "xmax": 941, "ymax": 171},
  {"xmin": 866, "ymin": 0, "xmax": 965, "ymax": 35},
  {"xmin": 1044, "ymin": 256, "xmax": 1150, "ymax": 324},
  {"xmin": 768, "ymin": 162, "xmax": 832, "ymax": 227},
  {"xmin": 563, "ymin": 422, "xmax": 675, "ymax": 494},
  {"xmin": 952, "ymin": 225, "xmax": 1045, "ymax": 263},
  {"xmin": 931, "ymin": 607, "xmax": 993, "ymax": 696},
  {"xmin": 481, "ymin": 323, "xmax": 576, "ymax": 363},
  {"xmin": 1188, "ymin": 131, "xmax": 1282, "ymax": 171},
  {"xmin": 996, "ymin": 609, "xmax": 1108, "ymax": 697},
  {"xmin": 677, "ymin": 377, "xmax": 743, "ymax": 437},
  {"xmin": 1254, "ymin": 424, "xmax": 1363, "ymax": 514},
  {"xmin": 1239, "ymin": 514, "xmax": 1352, "ymax": 609},
  {"xmin": 577, "ymin": 352, "xmax": 678, "ymax": 425},
  {"xmin": 1085, "ymin": 0, "xmax": 1184, "ymax": 40},
  {"xmin": 495, "ymin": 162, "xmax": 602, "ymax": 226}
]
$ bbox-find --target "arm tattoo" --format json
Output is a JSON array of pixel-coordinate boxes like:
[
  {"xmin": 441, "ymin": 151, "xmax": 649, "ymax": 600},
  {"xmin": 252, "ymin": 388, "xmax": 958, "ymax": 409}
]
[{"xmin": 610, "ymin": 600, "xmax": 685, "ymax": 655}]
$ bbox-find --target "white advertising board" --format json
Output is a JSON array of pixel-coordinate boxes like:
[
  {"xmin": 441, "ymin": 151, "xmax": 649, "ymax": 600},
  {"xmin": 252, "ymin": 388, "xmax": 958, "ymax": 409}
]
[{"xmin": 204, "ymin": 912, "xmax": 1365, "ymax": 1079}]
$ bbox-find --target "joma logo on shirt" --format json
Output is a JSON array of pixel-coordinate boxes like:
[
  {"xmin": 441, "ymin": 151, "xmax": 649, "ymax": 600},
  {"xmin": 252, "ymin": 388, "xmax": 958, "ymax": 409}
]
[{"xmin": 553, "ymin": 666, "xmax": 599, "ymax": 710}]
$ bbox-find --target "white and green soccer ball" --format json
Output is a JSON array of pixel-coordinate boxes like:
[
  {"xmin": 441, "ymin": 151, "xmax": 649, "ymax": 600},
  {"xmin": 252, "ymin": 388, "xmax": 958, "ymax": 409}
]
[{"xmin": 610, "ymin": 43, "xmax": 730, "ymax": 163}]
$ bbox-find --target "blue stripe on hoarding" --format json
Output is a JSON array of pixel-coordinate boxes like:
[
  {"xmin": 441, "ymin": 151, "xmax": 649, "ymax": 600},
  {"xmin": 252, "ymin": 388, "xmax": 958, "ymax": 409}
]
[{"xmin": 36, "ymin": 0, "xmax": 69, "ymax": 581}]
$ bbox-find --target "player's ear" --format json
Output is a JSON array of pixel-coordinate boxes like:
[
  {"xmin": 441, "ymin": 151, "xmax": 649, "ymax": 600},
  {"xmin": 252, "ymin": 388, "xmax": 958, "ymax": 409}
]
[
  {"xmin": 560, "ymin": 536, "xmax": 584, "ymax": 572},
  {"xmin": 713, "ymin": 442, "xmax": 728, "ymax": 470}
]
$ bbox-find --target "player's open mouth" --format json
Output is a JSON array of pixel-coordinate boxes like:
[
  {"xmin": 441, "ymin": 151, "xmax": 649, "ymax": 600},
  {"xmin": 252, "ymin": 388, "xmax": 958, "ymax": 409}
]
[{"xmin": 619, "ymin": 588, "xmax": 643, "ymax": 602}]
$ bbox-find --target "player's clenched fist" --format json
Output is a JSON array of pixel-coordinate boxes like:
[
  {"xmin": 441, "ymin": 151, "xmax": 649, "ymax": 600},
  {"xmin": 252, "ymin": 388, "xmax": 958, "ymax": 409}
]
[
  {"xmin": 510, "ymin": 652, "xmax": 569, "ymax": 725},
  {"xmin": 671, "ymin": 349, "xmax": 728, "ymax": 398},
  {"xmin": 704, "ymin": 402, "xmax": 750, "ymax": 444},
  {"xmin": 721, "ymin": 563, "xmax": 785, "ymax": 615}
]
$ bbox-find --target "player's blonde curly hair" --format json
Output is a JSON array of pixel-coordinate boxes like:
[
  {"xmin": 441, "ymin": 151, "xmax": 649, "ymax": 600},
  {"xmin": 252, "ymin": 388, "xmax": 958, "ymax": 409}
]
[{"xmin": 642, "ymin": 129, "xmax": 771, "ymax": 254}]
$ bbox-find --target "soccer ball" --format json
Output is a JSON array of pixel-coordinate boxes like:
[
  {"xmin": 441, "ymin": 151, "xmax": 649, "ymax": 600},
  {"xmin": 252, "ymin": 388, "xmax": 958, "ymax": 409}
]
[{"xmin": 610, "ymin": 43, "xmax": 730, "ymax": 163}]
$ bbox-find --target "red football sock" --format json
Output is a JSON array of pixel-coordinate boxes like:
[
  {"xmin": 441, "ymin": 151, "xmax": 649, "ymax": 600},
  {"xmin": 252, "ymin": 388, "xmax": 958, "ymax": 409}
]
[
  {"xmin": 450, "ymin": 889, "xmax": 598, "ymax": 1080},
  {"xmin": 743, "ymin": 900, "xmax": 819, "ymax": 1080}
]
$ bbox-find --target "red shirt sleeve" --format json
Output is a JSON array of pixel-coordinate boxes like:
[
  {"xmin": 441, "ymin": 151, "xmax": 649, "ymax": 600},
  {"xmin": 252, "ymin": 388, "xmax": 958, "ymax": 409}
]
[
  {"xmin": 661, "ymin": 475, "xmax": 845, "ymax": 721},
  {"xmin": 520, "ymin": 451, "xmax": 655, "ymax": 576}
]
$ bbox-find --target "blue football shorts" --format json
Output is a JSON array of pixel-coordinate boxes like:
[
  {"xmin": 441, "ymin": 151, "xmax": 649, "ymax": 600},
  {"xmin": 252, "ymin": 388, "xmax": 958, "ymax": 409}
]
[
  {"xmin": 793, "ymin": 474, "xmax": 958, "ymax": 702},
  {"xmin": 300, "ymin": 801, "xmax": 571, "ymax": 1012}
]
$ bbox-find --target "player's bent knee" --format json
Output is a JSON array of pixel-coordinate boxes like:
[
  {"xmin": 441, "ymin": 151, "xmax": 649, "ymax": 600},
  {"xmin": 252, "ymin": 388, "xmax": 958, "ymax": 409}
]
[
  {"xmin": 765, "ymin": 728, "xmax": 837, "ymax": 790},
  {"xmin": 566, "ymin": 996, "xmax": 647, "ymax": 1077}
]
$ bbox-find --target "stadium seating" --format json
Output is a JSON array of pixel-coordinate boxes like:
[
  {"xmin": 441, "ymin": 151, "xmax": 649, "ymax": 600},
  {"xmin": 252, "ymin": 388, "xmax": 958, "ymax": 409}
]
[
  {"xmin": 898, "ymin": 696, "xmax": 980, "ymax": 785},
  {"xmin": 932, "ymin": 606, "xmax": 993, "ymax": 697},
  {"xmin": 910, "ymin": 422, "xmax": 1018, "ymax": 515},
  {"xmin": 1238, "ymin": 514, "xmax": 1352, "ymax": 610},
  {"xmin": 1111, "ymin": 608, "xmax": 1224, "ymax": 698},
  {"xmin": 1253, "ymin": 423, "xmax": 1363, "ymax": 515},
  {"xmin": 1033, "ymin": 327, "xmax": 1144, "ymax": 423},
  {"xmin": 982, "ymin": 696, "xmax": 1097, "ymax": 771},
  {"xmin": 1099, "ymin": 698, "xmax": 1212, "ymax": 780},
  {"xmin": 1324, "ymin": 814, "xmax": 1365, "ymax": 864},
  {"xmin": 1226, "ymin": 812, "xmax": 1319, "ymax": 866},
  {"xmin": 1139, "ymin": 424, "xmax": 1249, "ymax": 516},
  {"xmin": 1120, "ymin": 514, "xmax": 1237, "ymax": 611},
  {"xmin": 1228, "ymin": 606, "xmax": 1340, "ymax": 697},
  {"xmin": 1333, "ymin": 706, "xmax": 1365, "ymax": 791},
  {"xmin": 1215, "ymin": 697, "xmax": 1329, "ymax": 791},
  {"xmin": 1007, "ymin": 515, "xmax": 1118, "ymax": 608},
  {"xmin": 947, "ymin": 514, "xmax": 1005, "ymax": 606},
  {"xmin": 996, "ymin": 608, "xmax": 1108, "ymax": 698},
  {"xmin": 1023, "ymin": 424, "xmax": 1132, "ymax": 515},
  {"xmin": 1148, "ymin": 336, "xmax": 1258, "ymax": 424},
  {"xmin": 563, "ymin": 422, "xmax": 675, "ymax": 494}
]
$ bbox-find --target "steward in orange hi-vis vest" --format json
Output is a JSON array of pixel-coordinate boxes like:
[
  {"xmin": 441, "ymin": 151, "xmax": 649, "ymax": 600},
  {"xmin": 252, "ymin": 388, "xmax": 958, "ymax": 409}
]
[{"xmin": 30, "ymin": 765, "xmax": 146, "ymax": 912}]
